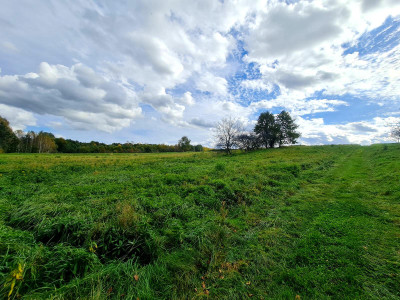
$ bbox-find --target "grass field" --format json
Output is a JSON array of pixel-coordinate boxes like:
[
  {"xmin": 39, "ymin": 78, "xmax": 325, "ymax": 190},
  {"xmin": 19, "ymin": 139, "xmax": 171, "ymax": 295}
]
[{"xmin": 0, "ymin": 144, "xmax": 399, "ymax": 299}]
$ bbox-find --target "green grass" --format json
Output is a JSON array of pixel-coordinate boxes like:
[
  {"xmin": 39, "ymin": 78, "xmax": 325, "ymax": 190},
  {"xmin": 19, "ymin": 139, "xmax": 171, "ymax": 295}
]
[{"xmin": 0, "ymin": 144, "xmax": 399, "ymax": 299}]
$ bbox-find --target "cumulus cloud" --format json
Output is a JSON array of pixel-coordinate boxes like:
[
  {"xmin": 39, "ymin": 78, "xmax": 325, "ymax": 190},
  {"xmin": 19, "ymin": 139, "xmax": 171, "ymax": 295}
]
[
  {"xmin": 178, "ymin": 92, "xmax": 195, "ymax": 106},
  {"xmin": 246, "ymin": 2, "xmax": 350, "ymax": 60},
  {"xmin": 242, "ymin": 0, "xmax": 400, "ymax": 116},
  {"xmin": 0, "ymin": 0, "xmax": 399, "ymax": 144},
  {"xmin": 0, "ymin": 62, "xmax": 141, "ymax": 132},
  {"xmin": 361, "ymin": 0, "xmax": 400, "ymax": 13},
  {"xmin": 0, "ymin": 104, "xmax": 36, "ymax": 130},
  {"xmin": 196, "ymin": 73, "xmax": 228, "ymax": 96},
  {"xmin": 298, "ymin": 116, "xmax": 399, "ymax": 145},
  {"xmin": 251, "ymin": 95, "xmax": 348, "ymax": 116},
  {"xmin": 189, "ymin": 117, "xmax": 215, "ymax": 128}
]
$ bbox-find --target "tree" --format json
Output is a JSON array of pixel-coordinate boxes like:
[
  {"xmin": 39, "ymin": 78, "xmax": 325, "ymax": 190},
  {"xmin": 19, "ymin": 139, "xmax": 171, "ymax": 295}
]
[
  {"xmin": 0, "ymin": 116, "xmax": 19, "ymax": 153},
  {"xmin": 193, "ymin": 144, "xmax": 204, "ymax": 152},
  {"xmin": 276, "ymin": 110, "xmax": 300, "ymax": 147},
  {"xmin": 214, "ymin": 117, "xmax": 243, "ymax": 154},
  {"xmin": 254, "ymin": 112, "xmax": 279, "ymax": 148},
  {"xmin": 15, "ymin": 130, "xmax": 25, "ymax": 153},
  {"xmin": 177, "ymin": 136, "xmax": 192, "ymax": 151},
  {"xmin": 36, "ymin": 131, "xmax": 57, "ymax": 153},
  {"xmin": 25, "ymin": 131, "xmax": 37, "ymax": 153},
  {"xmin": 390, "ymin": 122, "xmax": 400, "ymax": 143},
  {"xmin": 235, "ymin": 132, "xmax": 260, "ymax": 152}
]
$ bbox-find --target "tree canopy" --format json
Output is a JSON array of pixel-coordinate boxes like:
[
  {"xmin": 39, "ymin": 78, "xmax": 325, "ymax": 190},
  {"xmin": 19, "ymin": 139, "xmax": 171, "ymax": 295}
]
[
  {"xmin": 177, "ymin": 136, "xmax": 192, "ymax": 152},
  {"xmin": 0, "ymin": 116, "xmax": 19, "ymax": 153},
  {"xmin": 254, "ymin": 112, "xmax": 279, "ymax": 148},
  {"xmin": 276, "ymin": 110, "xmax": 300, "ymax": 146}
]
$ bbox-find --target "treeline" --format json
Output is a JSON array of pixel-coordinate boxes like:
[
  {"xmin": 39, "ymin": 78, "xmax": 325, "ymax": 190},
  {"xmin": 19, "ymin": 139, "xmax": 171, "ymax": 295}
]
[
  {"xmin": 55, "ymin": 138, "xmax": 203, "ymax": 153},
  {"xmin": 0, "ymin": 116, "xmax": 204, "ymax": 153},
  {"xmin": 215, "ymin": 110, "xmax": 300, "ymax": 154}
]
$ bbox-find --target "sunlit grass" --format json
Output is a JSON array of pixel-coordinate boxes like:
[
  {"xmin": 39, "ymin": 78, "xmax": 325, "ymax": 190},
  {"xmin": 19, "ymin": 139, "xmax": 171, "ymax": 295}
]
[{"xmin": 1, "ymin": 144, "xmax": 399, "ymax": 299}]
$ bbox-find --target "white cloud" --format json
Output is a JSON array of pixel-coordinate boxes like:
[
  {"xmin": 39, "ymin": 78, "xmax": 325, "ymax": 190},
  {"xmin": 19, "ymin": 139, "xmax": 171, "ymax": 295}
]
[
  {"xmin": 0, "ymin": 0, "xmax": 399, "ymax": 144},
  {"xmin": 196, "ymin": 72, "xmax": 228, "ymax": 96},
  {"xmin": 179, "ymin": 92, "xmax": 195, "ymax": 106},
  {"xmin": 242, "ymin": 0, "xmax": 400, "ymax": 112},
  {"xmin": 250, "ymin": 95, "xmax": 348, "ymax": 117},
  {"xmin": 189, "ymin": 117, "xmax": 215, "ymax": 128},
  {"xmin": 0, "ymin": 104, "xmax": 36, "ymax": 130},
  {"xmin": 246, "ymin": 1, "xmax": 350, "ymax": 60},
  {"xmin": 0, "ymin": 62, "xmax": 141, "ymax": 132},
  {"xmin": 298, "ymin": 116, "xmax": 400, "ymax": 145},
  {"xmin": 241, "ymin": 79, "xmax": 271, "ymax": 91}
]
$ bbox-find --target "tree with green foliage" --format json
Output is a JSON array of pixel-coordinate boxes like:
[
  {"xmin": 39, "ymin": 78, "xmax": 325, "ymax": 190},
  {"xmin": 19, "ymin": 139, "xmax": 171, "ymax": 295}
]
[
  {"xmin": 276, "ymin": 110, "xmax": 300, "ymax": 147},
  {"xmin": 253, "ymin": 111, "xmax": 300, "ymax": 148},
  {"xmin": 36, "ymin": 131, "xmax": 57, "ymax": 153},
  {"xmin": 0, "ymin": 116, "xmax": 19, "ymax": 153},
  {"xmin": 177, "ymin": 136, "xmax": 192, "ymax": 152},
  {"xmin": 254, "ymin": 112, "xmax": 279, "ymax": 148},
  {"xmin": 193, "ymin": 144, "xmax": 204, "ymax": 152},
  {"xmin": 23, "ymin": 131, "xmax": 37, "ymax": 153}
]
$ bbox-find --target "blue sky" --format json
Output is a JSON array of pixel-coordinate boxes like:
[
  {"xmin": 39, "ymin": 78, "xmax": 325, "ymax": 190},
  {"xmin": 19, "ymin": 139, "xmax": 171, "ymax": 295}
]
[{"xmin": 0, "ymin": 0, "xmax": 400, "ymax": 146}]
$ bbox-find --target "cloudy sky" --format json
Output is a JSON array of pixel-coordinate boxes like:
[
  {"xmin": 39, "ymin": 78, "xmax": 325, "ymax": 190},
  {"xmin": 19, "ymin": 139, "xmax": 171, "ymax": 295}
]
[{"xmin": 1, "ymin": 0, "xmax": 400, "ymax": 146}]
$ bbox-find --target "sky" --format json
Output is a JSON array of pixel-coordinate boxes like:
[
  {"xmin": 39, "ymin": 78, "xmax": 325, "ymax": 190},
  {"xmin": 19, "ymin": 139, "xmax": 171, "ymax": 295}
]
[{"xmin": 1, "ymin": 0, "xmax": 400, "ymax": 146}]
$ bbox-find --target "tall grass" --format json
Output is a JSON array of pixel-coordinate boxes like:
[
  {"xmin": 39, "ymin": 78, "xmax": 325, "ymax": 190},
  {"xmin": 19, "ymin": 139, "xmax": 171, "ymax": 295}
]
[{"xmin": 0, "ymin": 144, "xmax": 399, "ymax": 299}]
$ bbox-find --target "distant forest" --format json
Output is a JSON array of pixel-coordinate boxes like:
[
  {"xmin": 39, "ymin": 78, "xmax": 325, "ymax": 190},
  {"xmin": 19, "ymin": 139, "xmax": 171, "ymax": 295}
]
[
  {"xmin": 1, "ymin": 110, "xmax": 301, "ymax": 154},
  {"xmin": 0, "ymin": 116, "xmax": 204, "ymax": 153}
]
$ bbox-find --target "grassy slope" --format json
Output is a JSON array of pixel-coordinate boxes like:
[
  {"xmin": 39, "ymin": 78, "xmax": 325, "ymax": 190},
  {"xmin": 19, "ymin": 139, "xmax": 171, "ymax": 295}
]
[{"xmin": 0, "ymin": 145, "xmax": 399, "ymax": 299}]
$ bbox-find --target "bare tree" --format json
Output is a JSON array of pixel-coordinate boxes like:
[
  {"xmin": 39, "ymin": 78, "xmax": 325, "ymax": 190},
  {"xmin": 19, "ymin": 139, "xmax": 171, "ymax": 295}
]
[
  {"xmin": 235, "ymin": 132, "xmax": 260, "ymax": 152},
  {"xmin": 391, "ymin": 122, "xmax": 400, "ymax": 143},
  {"xmin": 214, "ymin": 117, "xmax": 243, "ymax": 154}
]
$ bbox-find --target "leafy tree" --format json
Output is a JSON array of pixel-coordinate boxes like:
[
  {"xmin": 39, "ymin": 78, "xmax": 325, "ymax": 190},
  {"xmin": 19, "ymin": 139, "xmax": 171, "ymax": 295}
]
[
  {"xmin": 254, "ymin": 112, "xmax": 279, "ymax": 148},
  {"xmin": 276, "ymin": 110, "xmax": 300, "ymax": 147},
  {"xmin": 177, "ymin": 136, "xmax": 192, "ymax": 152},
  {"xmin": 20, "ymin": 131, "xmax": 37, "ymax": 153},
  {"xmin": 35, "ymin": 132, "xmax": 57, "ymax": 153},
  {"xmin": 193, "ymin": 144, "xmax": 204, "ymax": 152},
  {"xmin": 214, "ymin": 117, "xmax": 243, "ymax": 154},
  {"xmin": 54, "ymin": 137, "xmax": 67, "ymax": 152},
  {"xmin": 0, "ymin": 116, "xmax": 19, "ymax": 153}
]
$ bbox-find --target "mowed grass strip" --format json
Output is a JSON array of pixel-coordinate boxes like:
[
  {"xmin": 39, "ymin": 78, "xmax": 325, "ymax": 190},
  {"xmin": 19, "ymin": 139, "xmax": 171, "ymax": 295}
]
[{"xmin": 0, "ymin": 144, "xmax": 399, "ymax": 299}]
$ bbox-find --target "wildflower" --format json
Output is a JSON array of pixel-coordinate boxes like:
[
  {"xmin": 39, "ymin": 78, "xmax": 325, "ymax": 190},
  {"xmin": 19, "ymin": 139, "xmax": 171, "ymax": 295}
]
[
  {"xmin": 5, "ymin": 263, "xmax": 23, "ymax": 299},
  {"xmin": 89, "ymin": 242, "xmax": 98, "ymax": 253}
]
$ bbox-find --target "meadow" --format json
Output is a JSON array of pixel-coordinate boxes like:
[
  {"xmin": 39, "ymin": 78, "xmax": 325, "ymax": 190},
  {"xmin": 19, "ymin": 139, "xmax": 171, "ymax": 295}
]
[{"xmin": 0, "ymin": 144, "xmax": 399, "ymax": 299}]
